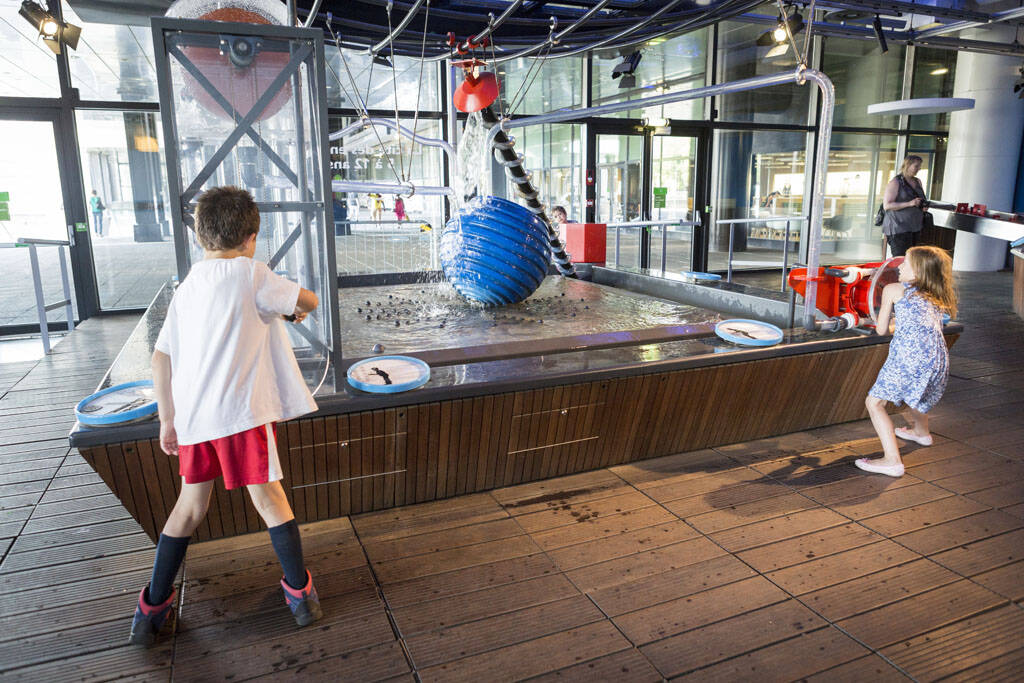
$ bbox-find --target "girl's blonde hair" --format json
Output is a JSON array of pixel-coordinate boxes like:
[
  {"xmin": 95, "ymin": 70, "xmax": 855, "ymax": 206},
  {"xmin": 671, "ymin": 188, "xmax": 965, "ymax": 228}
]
[
  {"xmin": 900, "ymin": 155, "xmax": 923, "ymax": 176},
  {"xmin": 906, "ymin": 246, "xmax": 957, "ymax": 317}
]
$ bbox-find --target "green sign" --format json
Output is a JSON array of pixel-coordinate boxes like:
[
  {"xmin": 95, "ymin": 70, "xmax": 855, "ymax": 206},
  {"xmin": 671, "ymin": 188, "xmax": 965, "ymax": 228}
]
[
  {"xmin": 0, "ymin": 191, "xmax": 8, "ymax": 201},
  {"xmin": 75, "ymin": 222, "xmax": 88, "ymax": 232},
  {"xmin": 0, "ymin": 207, "xmax": 9, "ymax": 222},
  {"xmin": 653, "ymin": 187, "xmax": 667, "ymax": 209}
]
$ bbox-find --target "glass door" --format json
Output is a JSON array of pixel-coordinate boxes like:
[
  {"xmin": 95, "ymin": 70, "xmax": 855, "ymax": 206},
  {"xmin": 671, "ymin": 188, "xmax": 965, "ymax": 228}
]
[
  {"xmin": 0, "ymin": 116, "xmax": 76, "ymax": 330},
  {"xmin": 649, "ymin": 134, "xmax": 699, "ymax": 273},
  {"xmin": 595, "ymin": 133, "xmax": 644, "ymax": 268}
]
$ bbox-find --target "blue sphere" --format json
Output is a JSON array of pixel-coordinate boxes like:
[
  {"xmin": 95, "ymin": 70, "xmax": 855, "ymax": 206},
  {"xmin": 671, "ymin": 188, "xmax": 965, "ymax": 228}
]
[{"xmin": 440, "ymin": 196, "xmax": 551, "ymax": 306}]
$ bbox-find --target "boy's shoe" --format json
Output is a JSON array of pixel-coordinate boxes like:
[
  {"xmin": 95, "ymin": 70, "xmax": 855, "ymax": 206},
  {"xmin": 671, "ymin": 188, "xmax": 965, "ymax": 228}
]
[
  {"xmin": 281, "ymin": 570, "xmax": 323, "ymax": 627},
  {"xmin": 129, "ymin": 586, "xmax": 177, "ymax": 645}
]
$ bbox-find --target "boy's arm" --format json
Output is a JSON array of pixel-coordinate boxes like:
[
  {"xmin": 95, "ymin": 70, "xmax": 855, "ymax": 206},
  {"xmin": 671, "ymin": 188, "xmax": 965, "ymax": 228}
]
[
  {"xmin": 152, "ymin": 350, "xmax": 178, "ymax": 455},
  {"xmin": 288, "ymin": 287, "xmax": 319, "ymax": 323}
]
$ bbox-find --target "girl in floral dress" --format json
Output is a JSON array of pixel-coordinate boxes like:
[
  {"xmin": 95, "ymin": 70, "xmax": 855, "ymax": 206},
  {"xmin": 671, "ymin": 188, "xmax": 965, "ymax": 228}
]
[{"xmin": 859, "ymin": 246, "xmax": 958, "ymax": 477}]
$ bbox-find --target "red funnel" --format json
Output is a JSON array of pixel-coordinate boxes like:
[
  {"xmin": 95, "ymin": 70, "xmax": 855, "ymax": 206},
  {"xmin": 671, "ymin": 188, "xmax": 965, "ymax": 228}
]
[{"xmin": 453, "ymin": 71, "xmax": 499, "ymax": 113}]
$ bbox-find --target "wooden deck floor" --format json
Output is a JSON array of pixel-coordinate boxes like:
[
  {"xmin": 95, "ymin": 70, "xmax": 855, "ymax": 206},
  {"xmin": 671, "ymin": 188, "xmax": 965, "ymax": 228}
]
[{"xmin": 1, "ymin": 271, "xmax": 1023, "ymax": 682}]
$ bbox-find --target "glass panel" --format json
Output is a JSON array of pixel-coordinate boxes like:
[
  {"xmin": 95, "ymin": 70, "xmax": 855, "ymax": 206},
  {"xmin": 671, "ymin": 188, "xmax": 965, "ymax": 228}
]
[
  {"xmin": 596, "ymin": 134, "xmax": 643, "ymax": 268},
  {"xmin": 0, "ymin": 0, "xmax": 60, "ymax": 97},
  {"xmin": 909, "ymin": 47, "xmax": 957, "ymax": 131},
  {"xmin": 823, "ymin": 132, "xmax": 898, "ymax": 263},
  {"xmin": 591, "ymin": 29, "xmax": 708, "ymax": 120},
  {"xmin": 158, "ymin": 24, "xmax": 334, "ymax": 384},
  {"xmin": 498, "ymin": 57, "xmax": 583, "ymax": 115},
  {"xmin": 76, "ymin": 110, "xmax": 176, "ymax": 309},
  {"xmin": 61, "ymin": 1, "xmax": 157, "ymax": 102},
  {"xmin": 0, "ymin": 119, "xmax": 75, "ymax": 326},
  {"xmin": 821, "ymin": 37, "xmax": 905, "ymax": 130},
  {"xmin": 325, "ymin": 46, "xmax": 440, "ymax": 111},
  {"xmin": 716, "ymin": 17, "xmax": 810, "ymax": 125},
  {"xmin": 649, "ymin": 135, "xmax": 698, "ymax": 273},
  {"xmin": 328, "ymin": 115, "xmax": 445, "ymax": 274},
  {"xmin": 712, "ymin": 129, "xmax": 810, "ymax": 274},
  {"xmin": 503, "ymin": 124, "xmax": 583, "ymax": 224}
]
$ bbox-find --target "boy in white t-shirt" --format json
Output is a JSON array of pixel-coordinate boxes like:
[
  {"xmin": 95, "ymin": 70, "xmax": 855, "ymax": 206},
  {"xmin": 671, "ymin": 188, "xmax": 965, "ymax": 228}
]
[{"xmin": 130, "ymin": 186, "xmax": 322, "ymax": 645}]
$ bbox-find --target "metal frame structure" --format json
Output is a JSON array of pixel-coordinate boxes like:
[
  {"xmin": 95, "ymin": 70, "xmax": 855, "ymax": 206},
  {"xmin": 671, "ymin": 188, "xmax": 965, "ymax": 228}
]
[{"xmin": 151, "ymin": 17, "xmax": 343, "ymax": 387}]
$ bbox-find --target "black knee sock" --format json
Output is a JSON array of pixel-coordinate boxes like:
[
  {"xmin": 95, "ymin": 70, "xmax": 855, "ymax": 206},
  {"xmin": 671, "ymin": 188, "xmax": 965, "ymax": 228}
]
[
  {"xmin": 269, "ymin": 520, "xmax": 307, "ymax": 590},
  {"xmin": 148, "ymin": 534, "xmax": 190, "ymax": 605}
]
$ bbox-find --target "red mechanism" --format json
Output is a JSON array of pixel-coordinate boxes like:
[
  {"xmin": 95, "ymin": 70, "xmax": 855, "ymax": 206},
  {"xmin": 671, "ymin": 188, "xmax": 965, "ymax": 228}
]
[
  {"xmin": 451, "ymin": 58, "xmax": 499, "ymax": 113},
  {"xmin": 788, "ymin": 257, "xmax": 904, "ymax": 329}
]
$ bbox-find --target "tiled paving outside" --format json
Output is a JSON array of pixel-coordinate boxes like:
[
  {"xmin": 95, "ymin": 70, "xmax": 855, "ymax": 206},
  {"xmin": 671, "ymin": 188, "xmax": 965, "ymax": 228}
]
[{"xmin": 0, "ymin": 270, "xmax": 1022, "ymax": 681}]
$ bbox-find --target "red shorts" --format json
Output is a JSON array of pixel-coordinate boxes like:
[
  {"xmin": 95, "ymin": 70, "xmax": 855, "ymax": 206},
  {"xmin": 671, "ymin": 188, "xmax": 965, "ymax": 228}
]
[{"xmin": 178, "ymin": 424, "xmax": 283, "ymax": 490}]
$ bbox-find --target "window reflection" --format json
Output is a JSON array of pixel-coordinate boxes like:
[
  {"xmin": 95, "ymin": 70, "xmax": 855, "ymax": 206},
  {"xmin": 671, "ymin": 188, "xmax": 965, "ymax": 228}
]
[
  {"xmin": 324, "ymin": 47, "xmax": 439, "ymax": 111},
  {"xmin": 824, "ymin": 132, "xmax": 898, "ymax": 262},
  {"xmin": 822, "ymin": 37, "xmax": 905, "ymax": 130}
]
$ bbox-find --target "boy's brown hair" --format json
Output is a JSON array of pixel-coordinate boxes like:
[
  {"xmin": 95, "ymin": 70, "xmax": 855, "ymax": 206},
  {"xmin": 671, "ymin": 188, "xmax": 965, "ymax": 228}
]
[{"xmin": 194, "ymin": 186, "xmax": 260, "ymax": 251}]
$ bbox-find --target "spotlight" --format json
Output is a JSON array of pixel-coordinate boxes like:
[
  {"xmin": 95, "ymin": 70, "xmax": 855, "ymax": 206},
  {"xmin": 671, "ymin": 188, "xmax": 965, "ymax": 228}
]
[
  {"xmin": 18, "ymin": 0, "xmax": 79, "ymax": 55},
  {"xmin": 1014, "ymin": 66, "xmax": 1024, "ymax": 98},
  {"xmin": 611, "ymin": 50, "xmax": 642, "ymax": 88},
  {"xmin": 872, "ymin": 15, "xmax": 888, "ymax": 54},
  {"xmin": 757, "ymin": 7, "xmax": 803, "ymax": 47},
  {"xmin": 372, "ymin": 54, "xmax": 393, "ymax": 68}
]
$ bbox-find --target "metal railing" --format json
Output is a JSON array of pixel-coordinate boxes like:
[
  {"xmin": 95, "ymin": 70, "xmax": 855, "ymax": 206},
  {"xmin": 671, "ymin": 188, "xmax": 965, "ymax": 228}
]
[
  {"xmin": 0, "ymin": 238, "xmax": 76, "ymax": 353},
  {"xmin": 605, "ymin": 218, "xmax": 702, "ymax": 273},
  {"xmin": 718, "ymin": 216, "xmax": 807, "ymax": 291}
]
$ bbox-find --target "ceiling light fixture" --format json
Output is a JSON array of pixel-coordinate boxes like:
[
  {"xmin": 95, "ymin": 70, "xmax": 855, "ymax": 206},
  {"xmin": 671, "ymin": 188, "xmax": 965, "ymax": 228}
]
[
  {"xmin": 611, "ymin": 51, "xmax": 642, "ymax": 89},
  {"xmin": 930, "ymin": 67, "xmax": 949, "ymax": 76},
  {"xmin": 18, "ymin": 0, "xmax": 79, "ymax": 55},
  {"xmin": 757, "ymin": 5, "xmax": 803, "ymax": 48}
]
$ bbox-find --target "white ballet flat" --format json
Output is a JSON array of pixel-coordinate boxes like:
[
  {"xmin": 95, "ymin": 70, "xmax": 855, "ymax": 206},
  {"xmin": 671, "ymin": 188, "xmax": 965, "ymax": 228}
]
[
  {"xmin": 855, "ymin": 458, "xmax": 905, "ymax": 477},
  {"xmin": 894, "ymin": 427, "xmax": 933, "ymax": 446}
]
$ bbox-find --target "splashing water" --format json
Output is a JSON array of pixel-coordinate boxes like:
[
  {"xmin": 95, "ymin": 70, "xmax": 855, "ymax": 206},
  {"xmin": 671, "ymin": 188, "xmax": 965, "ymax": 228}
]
[{"xmin": 453, "ymin": 111, "xmax": 488, "ymax": 211}]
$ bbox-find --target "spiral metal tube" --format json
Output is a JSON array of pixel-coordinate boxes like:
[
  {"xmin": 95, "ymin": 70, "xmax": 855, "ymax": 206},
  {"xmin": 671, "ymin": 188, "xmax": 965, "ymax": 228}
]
[{"xmin": 480, "ymin": 106, "xmax": 577, "ymax": 277}]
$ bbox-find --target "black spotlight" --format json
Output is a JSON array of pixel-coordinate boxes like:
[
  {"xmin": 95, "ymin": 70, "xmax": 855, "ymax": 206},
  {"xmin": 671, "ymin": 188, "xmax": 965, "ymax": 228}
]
[
  {"xmin": 611, "ymin": 51, "xmax": 642, "ymax": 89},
  {"xmin": 373, "ymin": 54, "xmax": 394, "ymax": 68},
  {"xmin": 757, "ymin": 7, "xmax": 803, "ymax": 47},
  {"xmin": 18, "ymin": 0, "xmax": 79, "ymax": 55},
  {"xmin": 872, "ymin": 15, "xmax": 888, "ymax": 54}
]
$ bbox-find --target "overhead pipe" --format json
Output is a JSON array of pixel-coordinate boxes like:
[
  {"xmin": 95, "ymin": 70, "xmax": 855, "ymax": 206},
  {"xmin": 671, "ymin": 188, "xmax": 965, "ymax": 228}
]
[
  {"xmin": 909, "ymin": 5, "xmax": 1024, "ymax": 40},
  {"xmin": 329, "ymin": 116, "xmax": 458, "ymax": 179},
  {"xmin": 456, "ymin": 0, "xmax": 525, "ymax": 54},
  {"xmin": 370, "ymin": 0, "xmax": 427, "ymax": 55}
]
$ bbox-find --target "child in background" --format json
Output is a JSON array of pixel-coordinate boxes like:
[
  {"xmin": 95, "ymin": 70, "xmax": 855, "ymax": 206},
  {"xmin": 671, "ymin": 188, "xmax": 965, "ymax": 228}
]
[
  {"xmin": 859, "ymin": 246, "xmax": 957, "ymax": 477},
  {"xmin": 130, "ymin": 186, "xmax": 322, "ymax": 645},
  {"xmin": 394, "ymin": 195, "xmax": 407, "ymax": 222}
]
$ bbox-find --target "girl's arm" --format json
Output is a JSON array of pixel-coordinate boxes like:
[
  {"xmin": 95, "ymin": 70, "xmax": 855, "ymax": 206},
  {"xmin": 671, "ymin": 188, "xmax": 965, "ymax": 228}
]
[
  {"xmin": 874, "ymin": 282, "xmax": 902, "ymax": 334},
  {"xmin": 152, "ymin": 350, "xmax": 177, "ymax": 455}
]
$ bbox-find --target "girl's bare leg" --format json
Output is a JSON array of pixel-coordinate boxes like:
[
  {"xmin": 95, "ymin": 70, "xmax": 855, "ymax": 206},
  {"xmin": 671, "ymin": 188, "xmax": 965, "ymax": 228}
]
[
  {"xmin": 906, "ymin": 406, "xmax": 930, "ymax": 438},
  {"xmin": 865, "ymin": 395, "xmax": 903, "ymax": 466}
]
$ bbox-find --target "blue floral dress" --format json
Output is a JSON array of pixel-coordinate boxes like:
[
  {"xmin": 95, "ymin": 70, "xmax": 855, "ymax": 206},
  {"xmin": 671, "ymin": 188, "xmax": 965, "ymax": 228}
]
[{"xmin": 869, "ymin": 283, "xmax": 948, "ymax": 412}]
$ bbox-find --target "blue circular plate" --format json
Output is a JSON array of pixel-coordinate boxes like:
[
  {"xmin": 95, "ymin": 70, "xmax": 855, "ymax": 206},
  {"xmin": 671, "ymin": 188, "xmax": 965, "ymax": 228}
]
[
  {"xmin": 76, "ymin": 380, "xmax": 158, "ymax": 426},
  {"xmin": 347, "ymin": 355, "xmax": 431, "ymax": 393},
  {"xmin": 714, "ymin": 319, "xmax": 784, "ymax": 346},
  {"xmin": 681, "ymin": 271, "xmax": 722, "ymax": 281}
]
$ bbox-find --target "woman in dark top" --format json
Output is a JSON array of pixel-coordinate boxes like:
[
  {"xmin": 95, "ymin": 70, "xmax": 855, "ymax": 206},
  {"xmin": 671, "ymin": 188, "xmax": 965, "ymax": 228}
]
[{"xmin": 882, "ymin": 155, "xmax": 928, "ymax": 256}]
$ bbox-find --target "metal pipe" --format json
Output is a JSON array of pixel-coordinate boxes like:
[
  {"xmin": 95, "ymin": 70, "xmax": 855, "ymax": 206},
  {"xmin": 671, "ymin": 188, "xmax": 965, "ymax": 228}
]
[
  {"xmin": 727, "ymin": 220, "xmax": 735, "ymax": 283},
  {"xmin": 329, "ymin": 116, "xmax": 457, "ymax": 178},
  {"xmin": 301, "ymin": 0, "xmax": 324, "ymax": 28},
  {"xmin": 331, "ymin": 180, "xmax": 453, "ymax": 196},
  {"xmin": 715, "ymin": 216, "xmax": 806, "ymax": 225},
  {"xmin": 798, "ymin": 67, "xmax": 836, "ymax": 331},
  {"xmin": 911, "ymin": 6, "xmax": 1024, "ymax": 40},
  {"xmin": 371, "ymin": 0, "xmax": 427, "ymax": 55},
  {"xmin": 781, "ymin": 219, "xmax": 791, "ymax": 292},
  {"xmin": 58, "ymin": 245, "xmax": 75, "ymax": 332},
  {"xmin": 484, "ymin": 67, "xmax": 803, "ymax": 155},
  {"xmin": 26, "ymin": 243, "xmax": 50, "ymax": 354},
  {"xmin": 457, "ymin": 0, "xmax": 525, "ymax": 53},
  {"xmin": 661, "ymin": 223, "xmax": 667, "ymax": 273},
  {"xmin": 604, "ymin": 219, "xmax": 700, "ymax": 227}
]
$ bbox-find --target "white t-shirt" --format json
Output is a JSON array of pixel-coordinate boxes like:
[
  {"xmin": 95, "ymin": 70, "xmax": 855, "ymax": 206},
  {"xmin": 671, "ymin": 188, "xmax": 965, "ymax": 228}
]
[{"xmin": 155, "ymin": 257, "xmax": 318, "ymax": 445}]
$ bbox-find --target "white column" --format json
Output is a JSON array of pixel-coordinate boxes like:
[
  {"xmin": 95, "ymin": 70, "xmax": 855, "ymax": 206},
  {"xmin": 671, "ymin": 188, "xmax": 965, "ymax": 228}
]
[{"xmin": 941, "ymin": 26, "xmax": 1024, "ymax": 271}]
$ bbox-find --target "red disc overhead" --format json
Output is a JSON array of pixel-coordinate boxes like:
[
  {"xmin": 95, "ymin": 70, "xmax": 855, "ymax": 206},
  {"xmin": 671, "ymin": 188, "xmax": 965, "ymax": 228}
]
[
  {"xmin": 453, "ymin": 71, "xmax": 499, "ymax": 113},
  {"xmin": 178, "ymin": 6, "xmax": 292, "ymax": 122}
]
